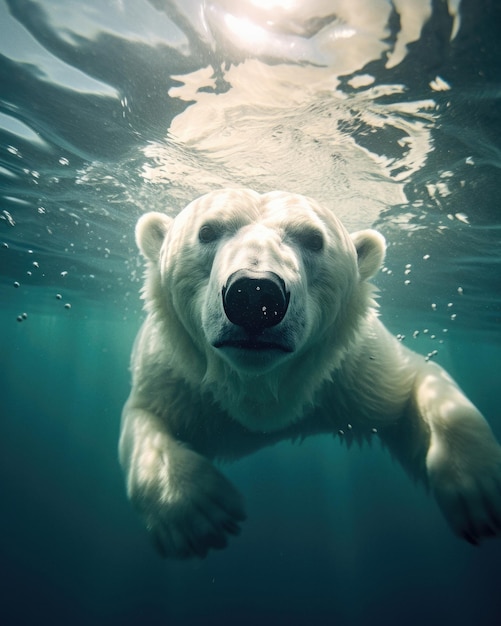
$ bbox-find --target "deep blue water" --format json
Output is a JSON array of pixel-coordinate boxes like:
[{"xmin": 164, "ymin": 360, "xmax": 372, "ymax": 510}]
[{"xmin": 1, "ymin": 1, "xmax": 501, "ymax": 625}]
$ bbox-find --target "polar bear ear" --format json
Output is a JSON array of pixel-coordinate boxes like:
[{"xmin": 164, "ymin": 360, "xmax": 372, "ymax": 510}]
[
  {"xmin": 135, "ymin": 212, "xmax": 173, "ymax": 262},
  {"xmin": 351, "ymin": 229, "xmax": 386, "ymax": 281}
]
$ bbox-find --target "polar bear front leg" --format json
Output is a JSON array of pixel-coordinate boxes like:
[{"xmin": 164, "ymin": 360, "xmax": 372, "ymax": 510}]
[
  {"xmin": 414, "ymin": 362, "xmax": 501, "ymax": 543},
  {"xmin": 119, "ymin": 403, "xmax": 246, "ymax": 558}
]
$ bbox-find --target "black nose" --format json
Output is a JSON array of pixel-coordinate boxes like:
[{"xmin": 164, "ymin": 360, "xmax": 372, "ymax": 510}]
[{"xmin": 222, "ymin": 270, "xmax": 290, "ymax": 332}]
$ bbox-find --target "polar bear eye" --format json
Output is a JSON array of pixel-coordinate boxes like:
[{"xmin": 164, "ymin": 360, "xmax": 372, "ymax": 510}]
[
  {"xmin": 298, "ymin": 228, "xmax": 324, "ymax": 252},
  {"xmin": 198, "ymin": 223, "xmax": 219, "ymax": 243}
]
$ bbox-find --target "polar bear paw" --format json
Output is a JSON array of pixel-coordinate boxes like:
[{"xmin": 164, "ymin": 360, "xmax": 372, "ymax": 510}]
[
  {"xmin": 427, "ymin": 438, "xmax": 501, "ymax": 544},
  {"xmin": 129, "ymin": 444, "xmax": 246, "ymax": 559}
]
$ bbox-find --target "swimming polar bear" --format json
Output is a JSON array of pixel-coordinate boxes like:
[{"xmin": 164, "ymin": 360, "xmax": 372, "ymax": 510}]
[{"xmin": 120, "ymin": 188, "xmax": 501, "ymax": 558}]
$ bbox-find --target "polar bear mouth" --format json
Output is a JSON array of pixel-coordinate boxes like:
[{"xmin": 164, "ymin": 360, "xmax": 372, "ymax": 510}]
[{"xmin": 214, "ymin": 339, "xmax": 293, "ymax": 352}]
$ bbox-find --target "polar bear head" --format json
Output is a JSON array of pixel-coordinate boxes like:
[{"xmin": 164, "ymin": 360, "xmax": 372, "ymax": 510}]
[{"xmin": 136, "ymin": 189, "xmax": 385, "ymax": 431}]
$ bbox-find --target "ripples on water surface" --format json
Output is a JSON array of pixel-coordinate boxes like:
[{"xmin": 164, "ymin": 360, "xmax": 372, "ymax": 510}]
[
  {"xmin": 1, "ymin": 0, "xmax": 499, "ymax": 334},
  {"xmin": 1, "ymin": 2, "xmax": 501, "ymax": 625}
]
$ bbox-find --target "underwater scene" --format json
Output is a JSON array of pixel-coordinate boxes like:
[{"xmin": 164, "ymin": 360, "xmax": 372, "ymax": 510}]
[{"xmin": 1, "ymin": 1, "xmax": 501, "ymax": 624}]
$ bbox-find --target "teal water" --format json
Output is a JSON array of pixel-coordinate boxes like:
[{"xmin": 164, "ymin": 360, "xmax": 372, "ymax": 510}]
[{"xmin": 1, "ymin": 1, "xmax": 501, "ymax": 625}]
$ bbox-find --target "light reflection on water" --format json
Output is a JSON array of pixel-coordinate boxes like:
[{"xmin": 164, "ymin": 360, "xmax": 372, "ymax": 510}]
[{"xmin": 0, "ymin": 0, "xmax": 499, "ymax": 336}]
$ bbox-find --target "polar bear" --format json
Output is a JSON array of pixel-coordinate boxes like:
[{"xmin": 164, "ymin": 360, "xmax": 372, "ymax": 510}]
[{"xmin": 120, "ymin": 188, "xmax": 501, "ymax": 558}]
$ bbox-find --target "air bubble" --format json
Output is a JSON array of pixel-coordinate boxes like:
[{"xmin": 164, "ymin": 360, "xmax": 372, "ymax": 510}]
[
  {"xmin": 455, "ymin": 213, "xmax": 469, "ymax": 224},
  {"xmin": 2, "ymin": 210, "xmax": 15, "ymax": 227},
  {"xmin": 13, "ymin": 281, "xmax": 20, "ymax": 288}
]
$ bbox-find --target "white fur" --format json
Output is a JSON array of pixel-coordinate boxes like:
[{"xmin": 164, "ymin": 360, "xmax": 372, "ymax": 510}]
[{"xmin": 120, "ymin": 188, "xmax": 501, "ymax": 558}]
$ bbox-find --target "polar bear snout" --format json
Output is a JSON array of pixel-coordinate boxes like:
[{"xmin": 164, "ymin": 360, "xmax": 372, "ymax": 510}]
[{"xmin": 222, "ymin": 269, "xmax": 290, "ymax": 333}]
